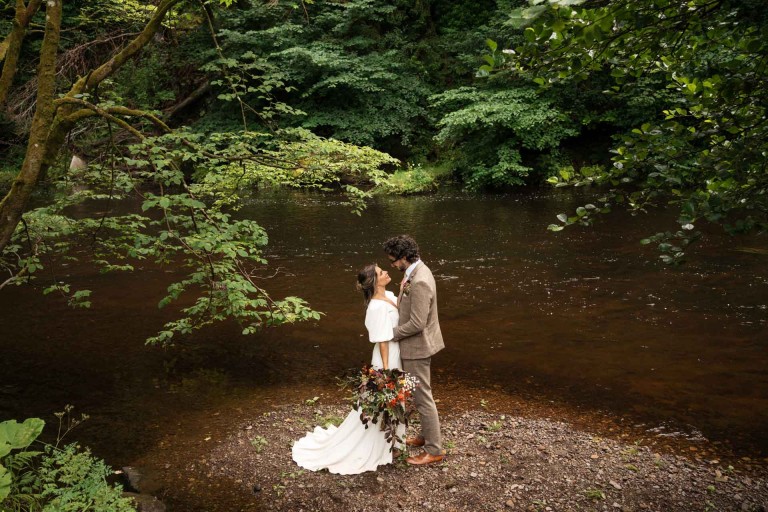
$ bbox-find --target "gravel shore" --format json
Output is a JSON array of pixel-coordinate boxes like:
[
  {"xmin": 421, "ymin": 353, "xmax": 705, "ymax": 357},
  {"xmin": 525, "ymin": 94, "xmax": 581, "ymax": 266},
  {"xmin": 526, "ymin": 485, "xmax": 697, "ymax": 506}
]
[{"xmin": 153, "ymin": 402, "xmax": 768, "ymax": 511}]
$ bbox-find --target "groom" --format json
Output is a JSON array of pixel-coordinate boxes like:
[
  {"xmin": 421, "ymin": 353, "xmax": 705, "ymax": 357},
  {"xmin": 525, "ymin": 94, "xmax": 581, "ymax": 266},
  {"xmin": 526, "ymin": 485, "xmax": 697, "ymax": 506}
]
[{"xmin": 383, "ymin": 235, "xmax": 445, "ymax": 465}]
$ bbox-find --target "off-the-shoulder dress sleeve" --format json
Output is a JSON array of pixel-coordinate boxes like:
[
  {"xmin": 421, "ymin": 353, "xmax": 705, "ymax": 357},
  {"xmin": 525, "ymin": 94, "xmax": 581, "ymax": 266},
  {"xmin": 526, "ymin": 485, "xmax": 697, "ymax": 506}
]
[{"xmin": 365, "ymin": 302, "xmax": 394, "ymax": 343}]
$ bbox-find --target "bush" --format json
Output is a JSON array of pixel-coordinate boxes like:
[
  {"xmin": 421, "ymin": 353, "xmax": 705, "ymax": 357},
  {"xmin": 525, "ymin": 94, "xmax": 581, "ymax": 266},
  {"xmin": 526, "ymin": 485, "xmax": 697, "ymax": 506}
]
[
  {"xmin": 379, "ymin": 163, "xmax": 451, "ymax": 194},
  {"xmin": 0, "ymin": 415, "xmax": 136, "ymax": 512}
]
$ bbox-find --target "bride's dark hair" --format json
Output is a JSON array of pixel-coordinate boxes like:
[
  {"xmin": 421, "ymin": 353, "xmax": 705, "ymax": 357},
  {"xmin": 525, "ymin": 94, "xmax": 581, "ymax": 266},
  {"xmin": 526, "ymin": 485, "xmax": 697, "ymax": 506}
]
[{"xmin": 356, "ymin": 264, "xmax": 377, "ymax": 306}]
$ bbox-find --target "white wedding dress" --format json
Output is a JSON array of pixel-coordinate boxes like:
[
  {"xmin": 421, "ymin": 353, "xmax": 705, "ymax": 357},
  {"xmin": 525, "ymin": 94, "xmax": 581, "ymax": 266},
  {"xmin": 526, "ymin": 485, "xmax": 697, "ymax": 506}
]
[{"xmin": 292, "ymin": 290, "xmax": 405, "ymax": 475}]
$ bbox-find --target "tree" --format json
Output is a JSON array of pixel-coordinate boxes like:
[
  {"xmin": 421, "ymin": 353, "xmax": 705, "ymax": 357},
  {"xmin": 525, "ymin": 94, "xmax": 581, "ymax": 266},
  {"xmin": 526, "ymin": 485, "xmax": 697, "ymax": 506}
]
[
  {"xmin": 0, "ymin": 0, "xmax": 394, "ymax": 342},
  {"xmin": 430, "ymin": 76, "xmax": 579, "ymax": 189},
  {"xmin": 507, "ymin": 0, "xmax": 768, "ymax": 261},
  {"xmin": 195, "ymin": 0, "xmax": 436, "ymax": 156}
]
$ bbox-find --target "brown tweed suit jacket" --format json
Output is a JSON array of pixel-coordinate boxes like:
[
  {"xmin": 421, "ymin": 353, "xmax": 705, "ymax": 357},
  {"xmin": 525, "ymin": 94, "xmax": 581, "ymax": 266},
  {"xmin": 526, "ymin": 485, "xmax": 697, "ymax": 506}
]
[{"xmin": 394, "ymin": 262, "xmax": 444, "ymax": 359}]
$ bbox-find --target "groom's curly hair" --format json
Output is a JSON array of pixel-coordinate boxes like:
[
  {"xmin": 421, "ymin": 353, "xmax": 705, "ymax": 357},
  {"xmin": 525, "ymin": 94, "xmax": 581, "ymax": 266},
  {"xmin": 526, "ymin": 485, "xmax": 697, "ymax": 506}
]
[{"xmin": 382, "ymin": 235, "xmax": 420, "ymax": 263}]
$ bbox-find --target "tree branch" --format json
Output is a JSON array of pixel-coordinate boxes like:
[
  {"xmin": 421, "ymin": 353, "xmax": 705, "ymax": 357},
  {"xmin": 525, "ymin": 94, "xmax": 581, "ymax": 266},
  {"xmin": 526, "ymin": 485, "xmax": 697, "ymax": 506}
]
[
  {"xmin": 56, "ymin": 97, "xmax": 173, "ymax": 135},
  {"xmin": 164, "ymin": 80, "xmax": 211, "ymax": 120},
  {"xmin": 70, "ymin": 0, "xmax": 185, "ymax": 96}
]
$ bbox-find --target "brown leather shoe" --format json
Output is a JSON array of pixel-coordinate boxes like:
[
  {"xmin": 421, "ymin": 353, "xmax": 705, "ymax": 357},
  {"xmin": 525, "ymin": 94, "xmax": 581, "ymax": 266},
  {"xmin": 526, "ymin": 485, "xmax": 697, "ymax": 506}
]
[
  {"xmin": 405, "ymin": 435, "xmax": 425, "ymax": 447},
  {"xmin": 406, "ymin": 451, "xmax": 444, "ymax": 465}
]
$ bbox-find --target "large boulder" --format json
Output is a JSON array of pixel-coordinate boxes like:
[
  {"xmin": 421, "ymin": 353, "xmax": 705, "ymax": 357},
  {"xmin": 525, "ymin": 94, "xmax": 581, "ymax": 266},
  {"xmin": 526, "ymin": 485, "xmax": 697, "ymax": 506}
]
[{"xmin": 121, "ymin": 466, "xmax": 165, "ymax": 495}]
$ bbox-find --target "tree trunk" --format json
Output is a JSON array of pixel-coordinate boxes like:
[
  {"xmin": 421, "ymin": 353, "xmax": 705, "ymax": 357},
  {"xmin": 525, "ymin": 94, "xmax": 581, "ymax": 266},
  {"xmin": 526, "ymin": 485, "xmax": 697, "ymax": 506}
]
[
  {"xmin": 0, "ymin": 0, "xmax": 61, "ymax": 252},
  {"xmin": 0, "ymin": 0, "xmax": 43, "ymax": 108},
  {"xmin": 0, "ymin": 0, "xmax": 187, "ymax": 253}
]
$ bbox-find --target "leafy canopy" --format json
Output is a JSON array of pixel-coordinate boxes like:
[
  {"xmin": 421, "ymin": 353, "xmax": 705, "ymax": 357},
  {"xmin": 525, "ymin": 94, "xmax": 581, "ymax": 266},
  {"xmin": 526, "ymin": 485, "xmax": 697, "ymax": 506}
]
[
  {"xmin": 507, "ymin": 0, "xmax": 768, "ymax": 261},
  {"xmin": 0, "ymin": 0, "xmax": 396, "ymax": 344}
]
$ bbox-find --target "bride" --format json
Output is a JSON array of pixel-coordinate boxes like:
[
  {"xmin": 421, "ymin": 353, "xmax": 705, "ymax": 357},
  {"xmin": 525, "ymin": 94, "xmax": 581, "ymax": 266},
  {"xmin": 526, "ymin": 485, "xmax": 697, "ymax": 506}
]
[{"xmin": 291, "ymin": 264, "xmax": 405, "ymax": 474}]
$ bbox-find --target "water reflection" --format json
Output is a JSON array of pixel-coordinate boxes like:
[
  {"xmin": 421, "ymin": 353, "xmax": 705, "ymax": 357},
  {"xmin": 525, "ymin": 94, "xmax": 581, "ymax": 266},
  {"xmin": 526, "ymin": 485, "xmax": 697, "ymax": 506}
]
[
  {"xmin": 0, "ymin": 188, "xmax": 766, "ymax": 459},
  {"xmin": 246, "ymin": 189, "xmax": 768, "ymax": 451}
]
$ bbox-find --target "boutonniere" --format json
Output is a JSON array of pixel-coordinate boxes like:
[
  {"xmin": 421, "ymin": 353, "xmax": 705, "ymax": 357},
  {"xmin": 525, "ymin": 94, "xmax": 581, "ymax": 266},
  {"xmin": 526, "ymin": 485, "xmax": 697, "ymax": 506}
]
[{"xmin": 401, "ymin": 279, "xmax": 412, "ymax": 297}]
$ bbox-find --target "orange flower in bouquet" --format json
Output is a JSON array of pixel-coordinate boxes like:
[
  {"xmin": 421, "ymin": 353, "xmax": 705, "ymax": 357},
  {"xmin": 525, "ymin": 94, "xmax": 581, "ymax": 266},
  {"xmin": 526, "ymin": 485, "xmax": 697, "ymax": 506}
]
[{"xmin": 343, "ymin": 364, "xmax": 418, "ymax": 446}]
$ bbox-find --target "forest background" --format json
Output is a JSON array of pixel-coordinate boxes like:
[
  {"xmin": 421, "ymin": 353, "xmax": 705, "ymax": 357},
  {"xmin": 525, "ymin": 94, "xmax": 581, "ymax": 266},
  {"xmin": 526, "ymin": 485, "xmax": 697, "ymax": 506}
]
[{"xmin": 2, "ymin": 0, "xmax": 766, "ymax": 333}]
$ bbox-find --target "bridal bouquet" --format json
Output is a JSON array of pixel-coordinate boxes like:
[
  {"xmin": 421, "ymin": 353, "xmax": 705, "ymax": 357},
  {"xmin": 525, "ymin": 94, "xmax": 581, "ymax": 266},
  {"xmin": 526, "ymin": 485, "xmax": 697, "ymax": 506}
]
[{"xmin": 344, "ymin": 365, "xmax": 418, "ymax": 444}]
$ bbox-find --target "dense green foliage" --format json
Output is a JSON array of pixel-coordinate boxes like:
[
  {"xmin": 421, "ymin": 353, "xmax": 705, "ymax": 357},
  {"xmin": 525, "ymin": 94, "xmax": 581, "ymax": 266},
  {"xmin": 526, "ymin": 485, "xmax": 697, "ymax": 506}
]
[
  {"xmin": 3, "ymin": 123, "xmax": 399, "ymax": 341},
  {"xmin": 1, "ymin": 415, "xmax": 135, "ymax": 511},
  {"xmin": 1, "ymin": 0, "xmax": 675, "ymax": 196},
  {"xmin": 507, "ymin": 0, "xmax": 768, "ymax": 259},
  {"xmin": 183, "ymin": 1, "xmax": 437, "ymax": 151},
  {"xmin": 0, "ymin": 0, "xmax": 398, "ymax": 343},
  {"xmin": 431, "ymin": 83, "xmax": 577, "ymax": 188},
  {"xmin": 2, "ymin": 0, "xmax": 766, "ymax": 334}
]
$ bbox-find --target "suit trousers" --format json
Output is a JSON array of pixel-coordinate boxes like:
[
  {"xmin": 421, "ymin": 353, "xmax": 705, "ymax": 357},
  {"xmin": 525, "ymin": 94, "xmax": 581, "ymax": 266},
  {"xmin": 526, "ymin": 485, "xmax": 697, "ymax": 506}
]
[{"xmin": 403, "ymin": 357, "xmax": 442, "ymax": 455}]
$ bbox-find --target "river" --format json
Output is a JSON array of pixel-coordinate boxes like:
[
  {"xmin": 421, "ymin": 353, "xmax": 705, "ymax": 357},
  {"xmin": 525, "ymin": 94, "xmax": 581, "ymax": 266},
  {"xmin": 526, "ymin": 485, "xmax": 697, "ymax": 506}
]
[{"xmin": 1, "ymin": 188, "xmax": 766, "ymax": 468}]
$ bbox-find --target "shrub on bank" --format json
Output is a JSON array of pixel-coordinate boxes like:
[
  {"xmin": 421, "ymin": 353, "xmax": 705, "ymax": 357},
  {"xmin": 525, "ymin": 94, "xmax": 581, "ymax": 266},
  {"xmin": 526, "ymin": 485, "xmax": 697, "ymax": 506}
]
[{"xmin": 0, "ymin": 415, "xmax": 136, "ymax": 511}]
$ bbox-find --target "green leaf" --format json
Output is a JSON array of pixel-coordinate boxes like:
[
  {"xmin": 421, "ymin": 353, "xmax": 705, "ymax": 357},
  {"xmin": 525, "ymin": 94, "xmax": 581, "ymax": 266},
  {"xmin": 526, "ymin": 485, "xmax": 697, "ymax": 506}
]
[
  {"xmin": 486, "ymin": 39, "xmax": 498, "ymax": 52},
  {"xmin": 524, "ymin": 27, "xmax": 536, "ymax": 42},
  {"xmin": 0, "ymin": 465, "xmax": 10, "ymax": 501},
  {"xmin": 0, "ymin": 418, "xmax": 45, "ymax": 456},
  {"xmin": 746, "ymin": 38, "xmax": 761, "ymax": 53}
]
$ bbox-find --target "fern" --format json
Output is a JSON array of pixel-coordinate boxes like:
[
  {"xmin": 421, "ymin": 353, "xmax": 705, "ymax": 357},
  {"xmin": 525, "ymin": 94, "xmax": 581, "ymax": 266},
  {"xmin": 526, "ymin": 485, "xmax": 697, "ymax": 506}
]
[
  {"xmin": 0, "ymin": 415, "xmax": 136, "ymax": 512},
  {"xmin": 2, "ymin": 450, "xmax": 44, "ymax": 512}
]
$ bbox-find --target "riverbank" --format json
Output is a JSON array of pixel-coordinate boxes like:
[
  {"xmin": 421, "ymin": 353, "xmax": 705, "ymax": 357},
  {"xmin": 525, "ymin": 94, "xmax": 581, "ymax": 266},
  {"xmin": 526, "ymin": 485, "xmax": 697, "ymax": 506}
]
[{"xmin": 130, "ymin": 385, "xmax": 768, "ymax": 511}]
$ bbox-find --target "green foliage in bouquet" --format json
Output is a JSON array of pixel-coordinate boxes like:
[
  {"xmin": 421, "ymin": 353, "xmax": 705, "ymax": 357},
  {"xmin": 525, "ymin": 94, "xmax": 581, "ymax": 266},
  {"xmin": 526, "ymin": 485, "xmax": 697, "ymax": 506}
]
[{"xmin": 343, "ymin": 365, "xmax": 418, "ymax": 448}]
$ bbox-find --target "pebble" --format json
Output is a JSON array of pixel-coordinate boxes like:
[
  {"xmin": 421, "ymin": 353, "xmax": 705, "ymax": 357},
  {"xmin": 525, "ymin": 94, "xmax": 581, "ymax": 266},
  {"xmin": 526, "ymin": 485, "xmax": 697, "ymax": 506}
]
[{"xmin": 177, "ymin": 407, "xmax": 768, "ymax": 512}]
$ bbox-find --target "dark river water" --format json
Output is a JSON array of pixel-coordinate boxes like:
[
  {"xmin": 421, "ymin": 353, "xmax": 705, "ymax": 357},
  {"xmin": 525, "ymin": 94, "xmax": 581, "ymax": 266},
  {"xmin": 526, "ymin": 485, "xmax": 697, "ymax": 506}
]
[{"xmin": 1, "ymin": 188, "xmax": 767, "ymax": 467}]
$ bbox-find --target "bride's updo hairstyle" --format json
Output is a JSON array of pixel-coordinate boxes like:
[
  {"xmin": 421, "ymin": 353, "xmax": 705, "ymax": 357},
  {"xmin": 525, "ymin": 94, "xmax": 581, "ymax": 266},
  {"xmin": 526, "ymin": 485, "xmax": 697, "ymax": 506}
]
[{"xmin": 356, "ymin": 264, "xmax": 377, "ymax": 306}]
